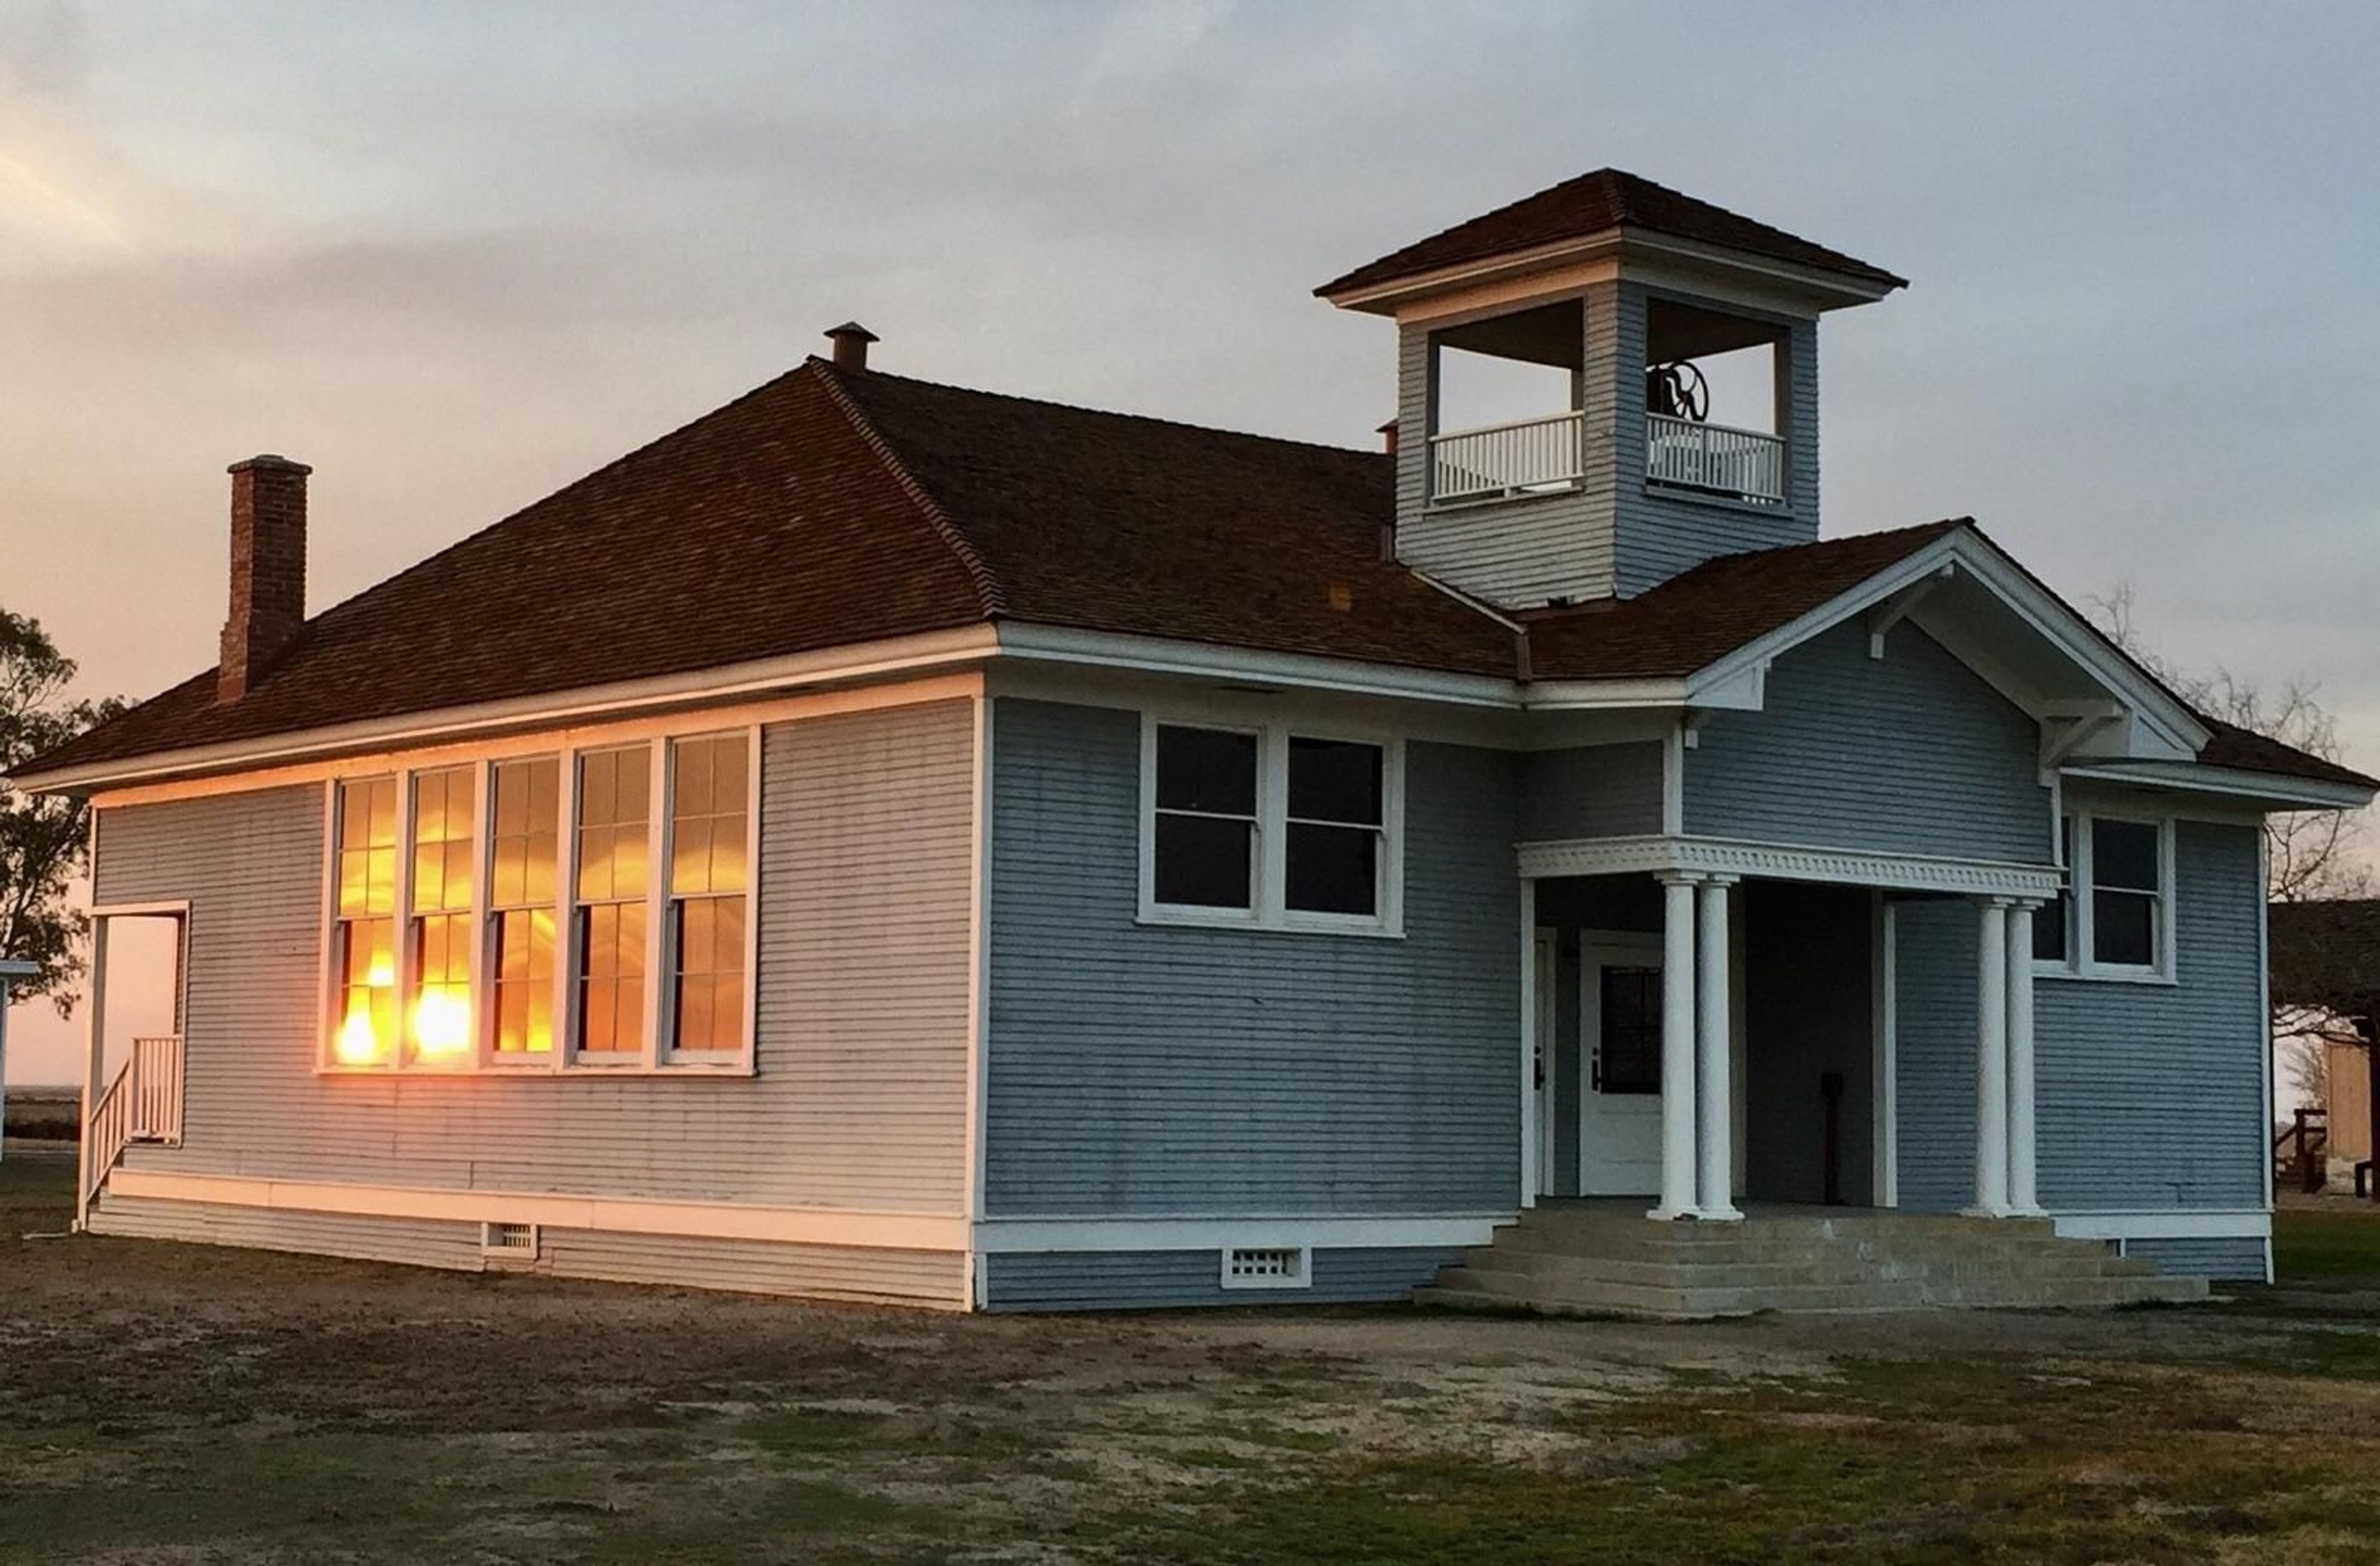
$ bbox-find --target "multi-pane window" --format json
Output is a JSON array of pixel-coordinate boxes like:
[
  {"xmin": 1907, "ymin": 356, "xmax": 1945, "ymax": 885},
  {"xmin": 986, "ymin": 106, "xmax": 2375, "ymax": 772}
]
[
  {"xmin": 2033, "ymin": 811, "xmax": 2170, "ymax": 979},
  {"xmin": 2091, "ymin": 817, "xmax": 2162, "ymax": 969},
  {"xmin": 332, "ymin": 778, "xmax": 399, "ymax": 1065},
  {"xmin": 1285, "ymin": 739, "xmax": 1384, "ymax": 917},
  {"xmin": 666, "ymin": 734, "xmax": 751, "ymax": 1054},
  {"xmin": 1145, "ymin": 719, "xmax": 1399, "ymax": 931},
  {"xmin": 573, "ymin": 745, "xmax": 651, "ymax": 1057},
  {"xmin": 407, "ymin": 767, "xmax": 476, "ymax": 1063},
  {"xmin": 1152, "ymin": 726, "xmax": 1259, "ymax": 910},
  {"xmin": 488, "ymin": 757, "xmax": 560, "ymax": 1056}
]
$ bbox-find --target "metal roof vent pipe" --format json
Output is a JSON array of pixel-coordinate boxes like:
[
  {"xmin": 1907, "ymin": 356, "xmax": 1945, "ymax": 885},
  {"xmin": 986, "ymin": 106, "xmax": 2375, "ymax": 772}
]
[{"xmin": 824, "ymin": 322, "xmax": 878, "ymax": 371}]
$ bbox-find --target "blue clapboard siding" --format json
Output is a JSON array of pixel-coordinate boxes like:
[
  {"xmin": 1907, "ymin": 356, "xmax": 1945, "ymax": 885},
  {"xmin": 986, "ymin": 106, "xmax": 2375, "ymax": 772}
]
[
  {"xmin": 2035, "ymin": 822, "xmax": 2268, "ymax": 1210},
  {"xmin": 981, "ymin": 1247, "xmax": 1467, "ymax": 1311},
  {"xmin": 2125, "ymin": 1237, "xmax": 2267, "ymax": 1282},
  {"xmin": 1394, "ymin": 315, "xmax": 1608, "ymax": 609},
  {"xmin": 1612, "ymin": 282, "xmax": 1820, "ymax": 597},
  {"xmin": 1895, "ymin": 822, "xmax": 2268, "ymax": 1216},
  {"xmin": 1517, "ymin": 741, "xmax": 1663, "ymax": 840},
  {"xmin": 985, "ymin": 698, "xmax": 1521, "ymax": 1216},
  {"xmin": 1686, "ymin": 620, "xmax": 2050, "ymax": 864}
]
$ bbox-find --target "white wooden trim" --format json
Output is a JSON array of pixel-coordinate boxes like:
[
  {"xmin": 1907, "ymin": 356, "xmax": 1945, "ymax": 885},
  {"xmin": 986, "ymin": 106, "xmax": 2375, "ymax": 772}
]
[
  {"xmin": 314, "ymin": 782, "xmax": 340, "ymax": 1070},
  {"xmin": 1871, "ymin": 893, "xmax": 1898, "ymax": 1208},
  {"xmin": 963, "ymin": 694, "xmax": 994, "ymax": 1304},
  {"xmin": 641, "ymin": 738, "xmax": 671, "ymax": 1069},
  {"xmin": 2061, "ymin": 761, "xmax": 2371, "ymax": 812},
  {"xmin": 2257, "ymin": 830, "xmax": 2275, "ymax": 1283},
  {"xmin": 1516, "ymin": 834, "xmax": 2062, "ymax": 899},
  {"xmin": 1518, "ymin": 881, "xmax": 1539, "ymax": 1207},
  {"xmin": 2050, "ymin": 1208, "xmax": 2271, "ymax": 1243},
  {"xmin": 997, "ymin": 623, "xmax": 1518, "ymax": 711},
  {"xmin": 105, "ymin": 1168, "xmax": 971, "ymax": 1251},
  {"xmin": 971, "ymin": 1214, "xmax": 1507, "ymax": 1253}
]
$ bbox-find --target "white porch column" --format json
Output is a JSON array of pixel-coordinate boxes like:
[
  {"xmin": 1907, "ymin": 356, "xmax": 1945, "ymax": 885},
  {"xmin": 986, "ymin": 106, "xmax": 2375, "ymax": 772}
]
[
  {"xmin": 1650, "ymin": 871, "xmax": 1701, "ymax": 1221},
  {"xmin": 1695, "ymin": 876, "xmax": 1742, "ymax": 1220},
  {"xmin": 2004, "ymin": 899, "xmax": 2043, "ymax": 1216},
  {"xmin": 76, "ymin": 915, "xmax": 110, "ymax": 1230},
  {"xmin": 1966, "ymin": 898, "xmax": 2012, "ymax": 1218}
]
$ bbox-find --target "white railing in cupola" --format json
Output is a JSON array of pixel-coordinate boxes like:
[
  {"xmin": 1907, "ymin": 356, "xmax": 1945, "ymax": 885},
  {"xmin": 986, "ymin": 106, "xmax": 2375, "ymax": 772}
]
[
  {"xmin": 1428, "ymin": 411, "xmax": 1585, "ymax": 505},
  {"xmin": 1644, "ymin": 413, "xmax": 1786, "ymax": 506}
]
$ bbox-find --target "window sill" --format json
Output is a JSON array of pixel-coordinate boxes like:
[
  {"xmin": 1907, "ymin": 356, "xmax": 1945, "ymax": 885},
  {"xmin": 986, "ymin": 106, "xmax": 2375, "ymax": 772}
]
[
  {"xmin": 2032, "ymin": 963, "xmax": 2178, "ymax": 988},
  {"xmin": 1136, "ymin": 908, "xmax": 1406, "ymax": 941},
  {"xmin": 314, "ymin": 1060, "xmax": 758, "ymax": 1079}
]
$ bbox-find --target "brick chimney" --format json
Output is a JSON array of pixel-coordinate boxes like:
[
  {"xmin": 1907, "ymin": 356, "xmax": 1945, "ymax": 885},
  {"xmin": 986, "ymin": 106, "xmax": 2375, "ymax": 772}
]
[
  {"xmin": 824, "ymin": 321, "xmax": 878, "ymax": 371},
  {"xmin": 218, "ymin": 454, "xmax": 311, "ymax": 703}
]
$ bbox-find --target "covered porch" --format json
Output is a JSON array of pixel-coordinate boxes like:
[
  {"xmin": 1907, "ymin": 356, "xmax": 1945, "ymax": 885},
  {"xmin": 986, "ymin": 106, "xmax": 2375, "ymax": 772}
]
[{"xmin": 1515, "ymin": 838, "xmax": 2064, "ymax": 1226}]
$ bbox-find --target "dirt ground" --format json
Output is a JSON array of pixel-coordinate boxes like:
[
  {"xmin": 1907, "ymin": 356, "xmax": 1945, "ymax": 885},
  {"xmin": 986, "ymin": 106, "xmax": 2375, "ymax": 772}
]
[{"xmin": 6, "ymin": 1144, "xmax": 2380, "ymax": 1564}]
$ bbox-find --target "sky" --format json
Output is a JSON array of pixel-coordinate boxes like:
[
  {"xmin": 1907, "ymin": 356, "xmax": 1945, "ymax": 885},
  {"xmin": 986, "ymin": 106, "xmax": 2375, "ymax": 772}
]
[{"xmin": 5, "ymin": 0, "xmax": 2379, "ymax": 1084}]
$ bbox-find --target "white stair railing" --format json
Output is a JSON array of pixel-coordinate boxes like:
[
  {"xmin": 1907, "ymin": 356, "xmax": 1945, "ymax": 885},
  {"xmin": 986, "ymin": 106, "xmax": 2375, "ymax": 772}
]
[
  {"xmin": 1644, "ymin": 413, "xmax": 1786, "ymax": 504},
  {"xmin": 84, "ymin": 1033, "xmax": 183, "ymax": 1206},
  {"xmin": 1429, "ymin": 411, "xmax": 1585, "ymax": 504}
]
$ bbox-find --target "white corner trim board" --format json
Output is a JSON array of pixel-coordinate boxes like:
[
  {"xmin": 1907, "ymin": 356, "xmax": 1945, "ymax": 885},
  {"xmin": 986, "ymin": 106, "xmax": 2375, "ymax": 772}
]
[
  {"xmin": 2050, "ymin": 1209, "xmax": 2272, "ymax": 1243},
  {"xmin": 1515, "ymin": 834, "xmax": 2063, "ymax": 899},
  {"xmin": 103, "ymin": 1169, "xmax": 971, "ymax": 1252}
]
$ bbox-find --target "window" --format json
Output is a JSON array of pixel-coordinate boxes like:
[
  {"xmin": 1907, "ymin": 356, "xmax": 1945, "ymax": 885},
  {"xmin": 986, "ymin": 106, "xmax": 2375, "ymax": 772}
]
[
  {"xmin": 1142, "ymin": 717, "xmax": 1402, "ymax": 934},
  {"xmin": 666, "ymin": 734, "xmax": 751, "ymax": 1055},
  {"xmin": 1285, "ymin": 739, "xmax": 1384, "ymax": 917},
  {"xmin": 2091, "ymin": 818, "xmax": 2162, "ymax": 970},
  {"xmin": 573, "ymin": 745, "xmax": 651, "ymax": 1057},
  {"xmin": 2035, "ymin": 809, "xmax": 2172, "ymax": 981},
  {"xmin": 488, "ymin": 757, "xmax": 559, "ymax": 1056},
  {"xmin": 332, "ymin": 777, "xmax": 399, "ymax": 1065},
  {"xmin": 1152, "ymin": 726, "xmax": 1258, "ymax": 911},
  {"xmin": 1593, "ymin": 966, "xmax": 1662, "ymax": 1094},
  {"xmin": 407, "ymin": 767, "xmax": 476, "ymax": 1065},
  {"xmin": 320, "ymin": 724, "xmax": 757, "ymax": 1074}
]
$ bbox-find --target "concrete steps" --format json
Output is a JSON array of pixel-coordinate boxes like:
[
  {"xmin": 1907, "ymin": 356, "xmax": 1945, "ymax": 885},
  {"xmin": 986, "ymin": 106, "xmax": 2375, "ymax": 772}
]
[{"xmin": 1413, "ymin": 1205, "xmax": 2210, "ymax": 1319}]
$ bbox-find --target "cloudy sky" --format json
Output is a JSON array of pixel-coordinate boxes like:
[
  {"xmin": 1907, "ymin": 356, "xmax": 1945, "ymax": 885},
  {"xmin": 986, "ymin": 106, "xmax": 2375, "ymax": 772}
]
[{"xmin": 5, "ymin": 1, "xmax": 2378, "ymax": 1080}]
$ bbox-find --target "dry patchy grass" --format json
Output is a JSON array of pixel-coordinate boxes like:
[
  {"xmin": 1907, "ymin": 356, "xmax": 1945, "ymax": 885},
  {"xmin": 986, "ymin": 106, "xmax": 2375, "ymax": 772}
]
[{"xmin": 6, "ymin": 1151, "xmax": 2379, "ymax": 1563}]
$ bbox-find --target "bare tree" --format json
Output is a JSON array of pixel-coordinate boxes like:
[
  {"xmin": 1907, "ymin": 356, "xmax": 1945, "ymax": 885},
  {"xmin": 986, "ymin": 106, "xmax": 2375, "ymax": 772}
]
[{"xmin": 2095, "ymin": 586, "xmax": 2370, "ymax": 1113}]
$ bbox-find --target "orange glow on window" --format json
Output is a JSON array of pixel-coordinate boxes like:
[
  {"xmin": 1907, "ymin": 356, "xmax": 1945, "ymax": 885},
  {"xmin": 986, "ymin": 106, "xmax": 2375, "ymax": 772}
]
[
  {"xmin": 335, "ymin": 1007, "xmax": 386, "ymax": 1065},
  {"xmin": 412, "ymin": 990, "xmax": 472, "ymax": 1060}
]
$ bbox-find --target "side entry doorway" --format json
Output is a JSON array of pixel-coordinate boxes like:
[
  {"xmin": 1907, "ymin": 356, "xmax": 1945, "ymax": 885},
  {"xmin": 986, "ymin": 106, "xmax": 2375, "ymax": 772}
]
[{"xmin": 1579, "ymin": 933, "xmax": 1664, "ymax": 1195}]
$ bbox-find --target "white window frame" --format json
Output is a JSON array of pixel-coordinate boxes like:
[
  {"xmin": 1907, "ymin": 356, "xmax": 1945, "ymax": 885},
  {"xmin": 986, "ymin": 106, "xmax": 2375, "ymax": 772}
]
[
  {"xmin": 1137, "ymin": 712, "xmax": 1405, "ymax": 938},
  {"xmin": 315, "ymin": 722, "xmax": 762, "ymax": 1076},
  {"xmin": 2034, "ymin": 807, "xmax": 2177, "ymax": 985}
]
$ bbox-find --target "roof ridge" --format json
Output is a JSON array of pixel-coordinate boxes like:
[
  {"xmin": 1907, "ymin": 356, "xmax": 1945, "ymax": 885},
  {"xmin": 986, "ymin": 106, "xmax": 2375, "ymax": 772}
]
[
  {"xmin": 805, "ymin": 358, "xmax": 1011, "ymax": 620},
  {"xmin": 820, "ymin": 360, "xmax": 1392, "ymax": 465}
]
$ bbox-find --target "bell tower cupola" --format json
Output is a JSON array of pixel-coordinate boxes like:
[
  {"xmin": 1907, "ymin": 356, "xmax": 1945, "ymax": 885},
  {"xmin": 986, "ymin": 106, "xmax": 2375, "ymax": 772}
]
[{"xmin": 1317, "ymin": 170, "xmax": 1903, "ymax": 607}]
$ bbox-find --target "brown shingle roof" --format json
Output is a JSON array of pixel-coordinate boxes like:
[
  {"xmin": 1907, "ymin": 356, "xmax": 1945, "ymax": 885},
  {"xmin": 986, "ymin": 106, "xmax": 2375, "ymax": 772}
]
[
  {"xmin": 24, "ymin": 367, "xmax": 994, "ymax": 776},
  {"xmin": 22, "ymin": 361, "xmax": 2366, "ymax": 807},
  {"xmin": 22, "ymin": 361, "xmax": 1519, "ymax": 780},
  {"xmin": 2198, "ymin": 719, "xmax": 2379, "ymax": 790},
  {"xmin": 1522, "ymin": 519, "xmax": 1965, "ymax": 680},
  {"xmin": 1316, "ymin": 169, "xmax": 1906, "ymax": 299}
]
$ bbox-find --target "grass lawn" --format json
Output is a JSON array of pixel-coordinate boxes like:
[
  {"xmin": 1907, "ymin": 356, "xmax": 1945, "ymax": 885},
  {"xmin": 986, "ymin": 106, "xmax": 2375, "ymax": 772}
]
[
  {"xmin": 2276, "ymin": 1203, "xmax": 2380, "ymax": 1279},
  {"xmin": 7, "ymin": 1149, "xmax": 2380, "ymax": 1564}
]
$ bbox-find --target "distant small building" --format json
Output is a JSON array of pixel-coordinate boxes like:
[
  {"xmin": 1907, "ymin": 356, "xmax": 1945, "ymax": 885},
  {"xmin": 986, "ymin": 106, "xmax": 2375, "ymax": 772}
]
[{"xmin": 2270, "ymin": 899, "xmax": 2380, "ymax": 1174}]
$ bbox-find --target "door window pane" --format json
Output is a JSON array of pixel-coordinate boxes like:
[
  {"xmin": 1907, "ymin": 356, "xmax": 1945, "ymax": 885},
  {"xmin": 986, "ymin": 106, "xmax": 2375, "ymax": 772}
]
[{"xmin": 1597, "ymin": 967, "xmax": 1662, "ymax": 1095}]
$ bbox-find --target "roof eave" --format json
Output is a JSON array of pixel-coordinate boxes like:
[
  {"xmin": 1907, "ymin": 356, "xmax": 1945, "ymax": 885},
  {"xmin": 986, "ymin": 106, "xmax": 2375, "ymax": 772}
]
[
  {"xmin": 7, "ymin": 625, "xmax": 1002, "ymax": 797},
  {"xmin": 2060, "ymin": 760, "xmax": 2376, "ymax": 813},
  {"xmin": 1318, "ymin": 227, "xmax": 1903, "ymax": 315}
]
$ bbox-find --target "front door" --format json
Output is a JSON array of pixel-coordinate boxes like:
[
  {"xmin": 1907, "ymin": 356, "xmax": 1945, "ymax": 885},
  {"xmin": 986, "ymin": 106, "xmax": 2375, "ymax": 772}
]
[{"xmin": 1579, "ymin": 935, "xmax": 1665, "ymax": 1195}]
